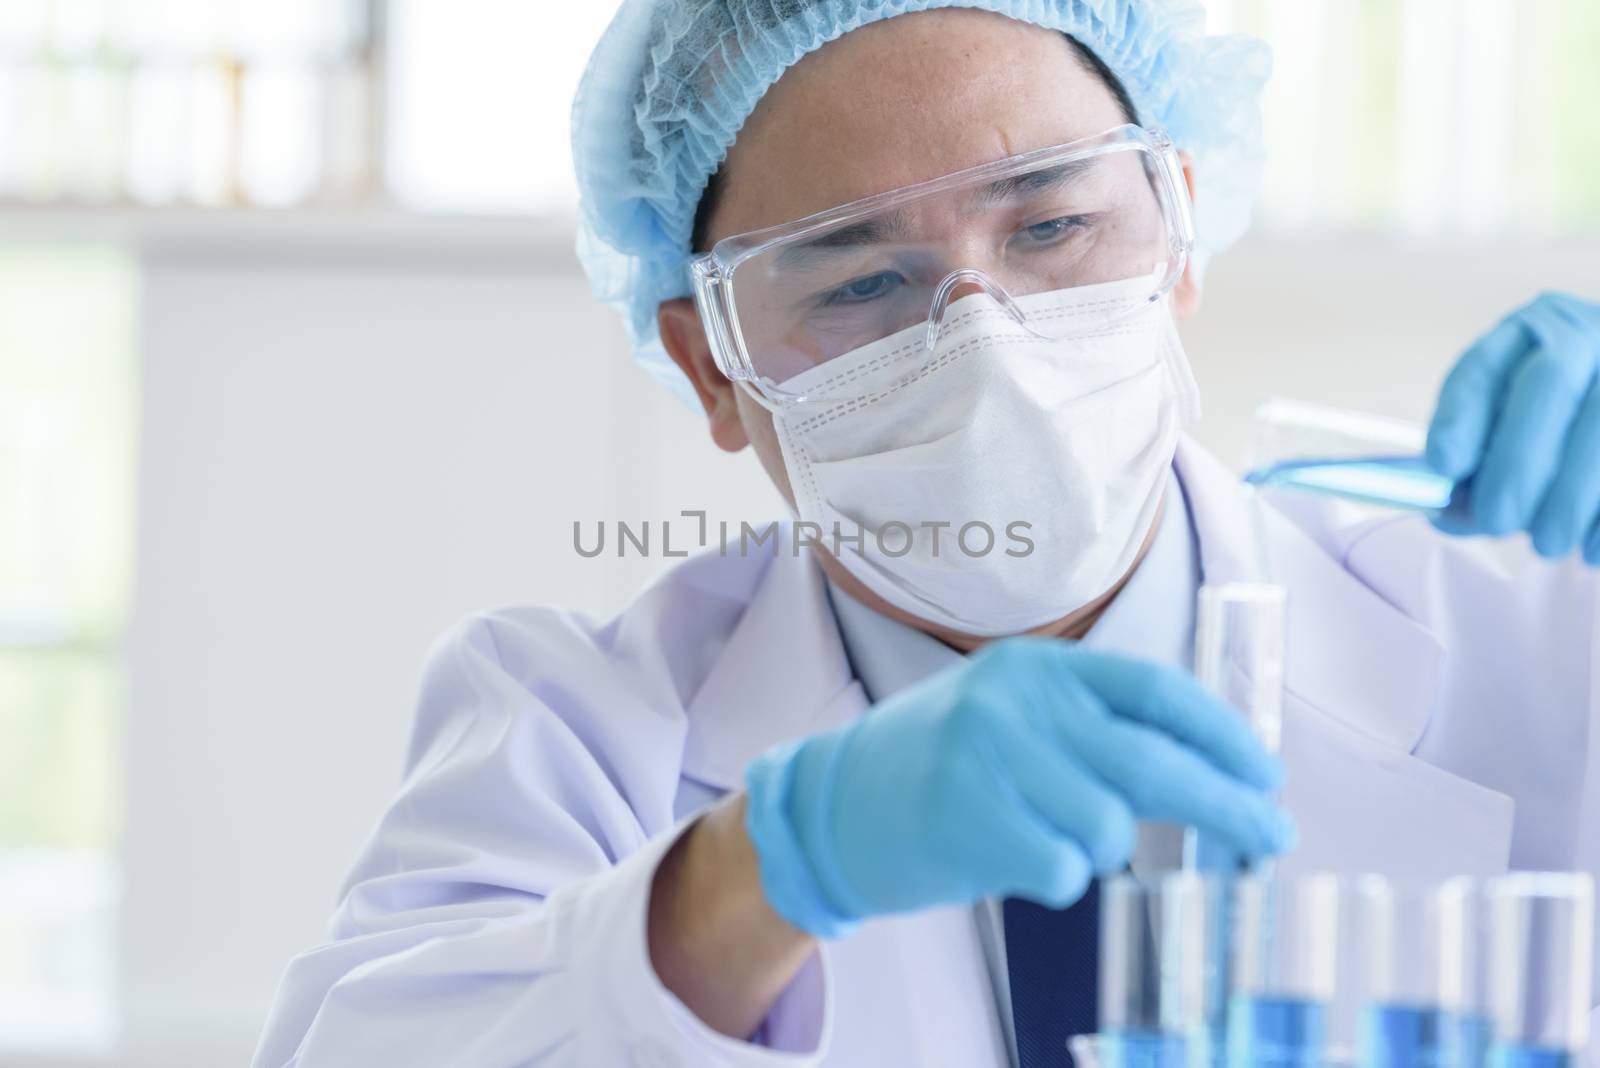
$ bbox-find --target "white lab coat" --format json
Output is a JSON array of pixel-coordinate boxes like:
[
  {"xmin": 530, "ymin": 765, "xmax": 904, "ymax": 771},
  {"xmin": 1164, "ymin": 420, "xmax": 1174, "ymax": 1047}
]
[{"xmin": 253, "ymin": 439, "xmax": 1600, "ymax": 1067}]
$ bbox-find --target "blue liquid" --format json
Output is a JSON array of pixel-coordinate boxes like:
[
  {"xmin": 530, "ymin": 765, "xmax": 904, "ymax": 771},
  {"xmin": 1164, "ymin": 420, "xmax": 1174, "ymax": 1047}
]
[
  {"xmin": 1359, "ymin": 1007, "xmax": 1493, "ymax": 1068},
  {"xmin": 1242, "ymin": 456, "xmax": 1454, "ymax": 512},
  {"xmin": 1227, "ymin": 996, "xmax": 1326, "ymax": 1068},
  {"xmin": 1362, "ymin": 1004, "xmax": 1446, "ymax": 1068},
  {"xmin": 1101, "ymin": 1030, "xmax": 1195, "ymax": 1068},
  {"xmin": 1441, "ymin": 1014, "xmax": 1492, "ymax": 1068},
  {"xmin": 1487, "ymin": 1046, "xmax": 1574, "ymax": 1068}
]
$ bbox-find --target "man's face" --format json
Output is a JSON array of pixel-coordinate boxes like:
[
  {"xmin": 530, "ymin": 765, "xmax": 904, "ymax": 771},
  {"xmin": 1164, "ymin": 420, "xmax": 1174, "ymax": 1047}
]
[{"xmin": 656, "ymin": 9, "xmax": 1199, "ymax": 644}]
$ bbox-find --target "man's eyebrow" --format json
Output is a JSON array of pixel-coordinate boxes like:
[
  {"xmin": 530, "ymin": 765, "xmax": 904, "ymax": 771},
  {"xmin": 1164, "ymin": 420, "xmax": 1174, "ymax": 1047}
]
[
  {"xmin": 770, "ymin": 159, "xmax": 1100, "ymax": 270},
  {"xmin": 772, "ymin": 209, "xmax": 913, "ymax": 270},
  {"xmin": 972, "ymin": 157, "xmax": 1100, "ymax": 208}
]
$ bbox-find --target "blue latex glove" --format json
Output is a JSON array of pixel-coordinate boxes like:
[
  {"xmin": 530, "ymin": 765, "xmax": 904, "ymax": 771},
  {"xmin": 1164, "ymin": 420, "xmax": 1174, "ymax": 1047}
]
[
  {"xmin": 744, "ymin": 638, "xmax": 1293, "ymax": 938},
  {"xmin": 1426, "ymin": 291, "xmax": 1600, "ymax": 559}
]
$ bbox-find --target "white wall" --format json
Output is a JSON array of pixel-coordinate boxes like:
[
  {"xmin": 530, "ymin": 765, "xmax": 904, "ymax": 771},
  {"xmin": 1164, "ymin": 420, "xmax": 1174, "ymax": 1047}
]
[
  {"xmin": 1184, "ymin": 236, "xmax": 1600, "ymax": 465},
  {"xmin": 114, "ymin": 229, "xmax": 786, "ymax": 1067},
  {"xmin": 64, "ymin": 229, "xmax": 1600, "ymax": 1065}
]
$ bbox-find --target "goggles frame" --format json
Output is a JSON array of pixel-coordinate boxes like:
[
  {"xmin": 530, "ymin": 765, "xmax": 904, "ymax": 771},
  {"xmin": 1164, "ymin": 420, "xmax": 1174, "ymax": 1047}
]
[{"xmin": 688, "ymin": 124, "xmax": 1195, "ymax": 406}]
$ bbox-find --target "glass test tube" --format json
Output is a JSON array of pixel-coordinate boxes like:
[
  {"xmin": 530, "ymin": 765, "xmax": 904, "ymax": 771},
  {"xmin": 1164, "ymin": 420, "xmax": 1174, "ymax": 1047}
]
[
  {"xmin": 1229, "ymin": 874, "xmax": 1340, "ymax": 1068},
  {"xmin": 1486, "ymin": 873, "xmax": 1594, "ymax": 1068},
  {"xmin": 1185, "ymin": 583, "xmax": 1287, "ymax": 872},
  {"xmin": 1243, "ymin": 399, "xmax": 1454, "ymax": 514},
  {"xmin": 1359, "ymin": 877, "xmax": 1491, "ymax": 1068},
  {"xmin": 1097, "ymin": 872, "xmax": 1221, "ymax": 1068},
  {"xmin": 1439, "ymin": 879, "xmax": 1495, "ymax": 1068}
]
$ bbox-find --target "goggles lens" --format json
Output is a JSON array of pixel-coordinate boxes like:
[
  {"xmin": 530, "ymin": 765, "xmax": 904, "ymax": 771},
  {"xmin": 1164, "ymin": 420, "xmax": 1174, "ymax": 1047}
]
[{"xmin": 709, "ymin": 132, "xmax": 1188, "ymax": 403}]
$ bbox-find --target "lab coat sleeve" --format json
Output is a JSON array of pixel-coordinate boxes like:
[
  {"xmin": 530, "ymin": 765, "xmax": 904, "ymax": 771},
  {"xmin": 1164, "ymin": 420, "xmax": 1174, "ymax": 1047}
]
[{"xmin": 251, "ymin": 610, "xmax": 829, "ymax": 1067}]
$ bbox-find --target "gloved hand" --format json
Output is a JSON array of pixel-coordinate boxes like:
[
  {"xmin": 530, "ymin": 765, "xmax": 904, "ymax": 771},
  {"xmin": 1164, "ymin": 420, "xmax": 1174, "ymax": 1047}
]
[
  {"xmin": 744, "ymin": 637, "xmax": 1292, "ymax": 938},
  {"xmin": 1426, "ymin": 291, "xmax": 1600, "ymax": 559}
]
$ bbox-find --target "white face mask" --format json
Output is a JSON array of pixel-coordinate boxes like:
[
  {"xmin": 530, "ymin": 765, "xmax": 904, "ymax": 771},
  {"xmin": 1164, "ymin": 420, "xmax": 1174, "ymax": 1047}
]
[{"xmin": 757, "ymin": 277, "xmax": 1200, "ymax": 637}]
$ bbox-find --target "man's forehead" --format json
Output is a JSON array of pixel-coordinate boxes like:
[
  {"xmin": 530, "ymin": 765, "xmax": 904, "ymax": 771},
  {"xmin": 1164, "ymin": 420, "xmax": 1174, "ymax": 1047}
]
[{"xmin": 708, "ymin": 15, "xmax": 1126, "ymax": 239}]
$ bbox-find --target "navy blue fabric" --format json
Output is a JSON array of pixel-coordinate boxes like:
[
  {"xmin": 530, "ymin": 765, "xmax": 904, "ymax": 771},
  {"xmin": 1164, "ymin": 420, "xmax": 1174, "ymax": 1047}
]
[{"xmin": 1004, "ymin": 881, "xmax": 1101, "ymax": 1068}]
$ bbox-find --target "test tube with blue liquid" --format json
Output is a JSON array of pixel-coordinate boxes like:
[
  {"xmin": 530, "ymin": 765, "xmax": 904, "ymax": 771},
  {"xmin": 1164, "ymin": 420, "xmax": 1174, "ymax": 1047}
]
[
  {"xmin": 1229, "ymin": 874, "xmax": 1340, "ymax": 1068},
  {"xmin": 1185, "ymin": 584, "xmax": 1287, "ymax": 1068},
  {"xmin": 1439, "ymin": 880, "xmax": 1495, "ymax": 1068},
  {"xmin": 1085, "ymin": 872, "xmax": 1218, "ymax": 1068},
  {"xmin": 1486, "ymin": 873, "xmax": 1594, "ymax": 1068},
  {"xmin": 1243, "ymin": 399, "xmax": 1456, "ymax": 514},
  {"xmin": 1359, "ymin": 877, "xmax": 1491, "ymax": 1068}
]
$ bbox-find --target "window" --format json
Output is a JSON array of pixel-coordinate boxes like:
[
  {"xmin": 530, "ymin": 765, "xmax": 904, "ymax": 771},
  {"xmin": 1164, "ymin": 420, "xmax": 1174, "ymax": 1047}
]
[
  {"xmin": 0, "ymin": 246, "xmax": 135, "ymax": 1053},
  {"xmin": 0, "ymin": 0, "xmax": 615, "ymax": 214},
  {"xmin": 0, "ymin": 0, "xmax": 374, "ymax": 207},
  {"xmin": 383, "ymin": 1, "xmax": 616, "ymax": 213},
  {"xmin": 1211, "ymin": 0, "xmax": 1600, "ymax": 235}
]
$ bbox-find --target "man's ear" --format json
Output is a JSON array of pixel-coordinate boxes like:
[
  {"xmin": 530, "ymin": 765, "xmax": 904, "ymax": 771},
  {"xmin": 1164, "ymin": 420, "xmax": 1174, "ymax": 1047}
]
[
  {"xmin": 658, "ymin": 298, "xmax": 750, "ymax": 453},
  {"xmin": 1172, "ymin": 151, "xmax": 1202, "ymax": 320}
]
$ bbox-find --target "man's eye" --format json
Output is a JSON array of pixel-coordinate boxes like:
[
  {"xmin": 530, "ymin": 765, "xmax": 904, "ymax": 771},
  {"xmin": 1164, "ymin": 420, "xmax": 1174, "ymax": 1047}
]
[
  {"xmin": 1019, "ymin": 215, "xmax": 1088, "ymax": 244},
  {"xmin": 822, "ymin": 271, "xmax": 903, "ymax": 306}
]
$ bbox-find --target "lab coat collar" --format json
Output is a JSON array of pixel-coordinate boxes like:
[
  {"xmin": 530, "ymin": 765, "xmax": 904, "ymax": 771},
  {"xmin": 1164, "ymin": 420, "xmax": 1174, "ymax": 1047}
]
[
  {"xmin": 681, "ymin": 528, "xmax": 867, "ymax": 792},
  {"xmin": 1175, "ymin": 437, "xmax": 1445, "ymax": 754}
]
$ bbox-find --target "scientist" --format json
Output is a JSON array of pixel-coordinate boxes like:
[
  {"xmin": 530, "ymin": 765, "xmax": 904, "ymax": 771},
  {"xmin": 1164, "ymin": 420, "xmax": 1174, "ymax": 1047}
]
[{"xmin": 254, "ymin": 1, "xmax": 1600, "ymax": 1065}]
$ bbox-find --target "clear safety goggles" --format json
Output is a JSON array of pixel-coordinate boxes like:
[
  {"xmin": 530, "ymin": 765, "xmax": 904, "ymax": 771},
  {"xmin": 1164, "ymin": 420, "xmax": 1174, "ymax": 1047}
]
[{"xmin": 690, "ymin": 124, "xmax": 1194, "ymax": 408}]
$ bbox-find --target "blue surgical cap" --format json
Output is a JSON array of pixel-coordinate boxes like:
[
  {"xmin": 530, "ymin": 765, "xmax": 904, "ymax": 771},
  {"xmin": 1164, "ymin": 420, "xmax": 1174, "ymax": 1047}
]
[{"xmin": 572, "ymin": 0, "xmax": 1271, "ymax": 402}]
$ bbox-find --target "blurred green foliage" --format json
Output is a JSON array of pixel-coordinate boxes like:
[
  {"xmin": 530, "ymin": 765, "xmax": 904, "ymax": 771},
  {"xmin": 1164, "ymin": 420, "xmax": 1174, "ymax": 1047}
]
[
  {"xmin": 1222, "ymin": 0, "xmax": 1600, "ymax": 233},
  {"xmin": 0, "ymin": 650, "xmax": 119, "ymax": 847},
  {"xmin": 1549, "ymin": 0, "xmax": 1600, "ymax": 224},
  {"xmin": 0, "ymin": 247, "xmax": 135, "ymax": 848}
]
